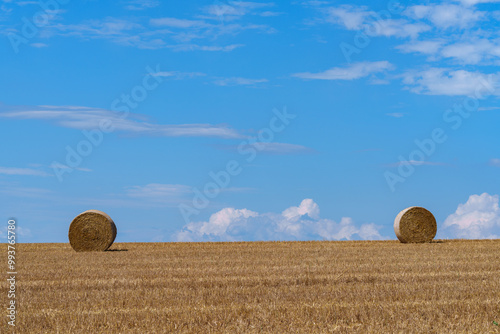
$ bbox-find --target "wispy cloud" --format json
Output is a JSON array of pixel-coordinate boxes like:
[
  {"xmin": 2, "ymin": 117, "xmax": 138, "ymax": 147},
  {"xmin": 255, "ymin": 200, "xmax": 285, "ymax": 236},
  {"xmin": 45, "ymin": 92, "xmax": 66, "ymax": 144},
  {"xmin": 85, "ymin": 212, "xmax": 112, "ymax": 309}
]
[
  {"xmin": 384, "ymin": 160, "xmax": 446, "ymax": 168},
  {"xmin": 292, "ymin": 61, "xmax": 393, "ymax": 80},
  {"xmin": 213, "ymin": 77, "xmax": 268, "ymax": 86},
  {"xmin": 458, "ymin": 0, "xmax": 500, "ymax": 5},
  {"xmin": 30, "ymin": 42, "xmax": 48, "ymax": 48},
  {"xmin": 50, "ymin": 162, "xmax": 92, "ymax": 173},
  {"xmin": 150, "ymin": 17, "xmax": 206, "ymax": 28},
  {"xmin": 245, "ymin": 142, "xmax": 314, "ymax": 154},
  {"xmin": 125, "ymin": 0, "xmax": 159, "ymax": 11},
  {"xmin": 0, "ymin": 105, "xmax": 244, "ymax": 139},
  {"xmin": 0, "ymin": 167, "xmax": 50, "ymax": 177},
  {"xmin": 151, "ymin": 71, "xmax": 206, "ymax": 79},
  {"xmin": 479, "ymin": 106, "xmax": 500, "ymax": 111},
  {"xmin": 217, "ymin": 142, "xmax": 314, "ymax": 155},
  {"xmin": 0, "ymin": 185, "xmax": 53, "ymax": 198},
  {"xmin": 323, "ymin": 5, "xmax": 430, "ymax": 38},
  {"xmin": 174, "ymin": 198, "xmax": 386, "ymax": 241},
  {"xmin": 404, "ymin": 4, "xmax": 484, "ymax": 29},
  {"xmin": 489, "ymin": 158, "xmax": 500, "ymax": 167},
  {"xmin": 126, "ymin": 183, "xmax": 192, "ymax": 202},
  {"xmin": 396, "ymin": 40, "xmax": 444, "ymax": 56},
  {"xmin": 386, "ymin": 112, "xmax": 405, "ymax": 118},
  {"xmin": 40, "ymin": 2, "xmax": 277, "ymax": 51},
  {"xmin": 402, "ymin": 68, "xmax": 500, "ymax": 96},
  {"xmin": 308, "ymin": 2, "xmax": 500, "ymax": 71},
  {"xmin": 203, "ymin": 1, "xmax": 275, "ymax": 22},
  {"xmin": 170, "ymin": 44, "xmax": 244, "ymax": 52}
]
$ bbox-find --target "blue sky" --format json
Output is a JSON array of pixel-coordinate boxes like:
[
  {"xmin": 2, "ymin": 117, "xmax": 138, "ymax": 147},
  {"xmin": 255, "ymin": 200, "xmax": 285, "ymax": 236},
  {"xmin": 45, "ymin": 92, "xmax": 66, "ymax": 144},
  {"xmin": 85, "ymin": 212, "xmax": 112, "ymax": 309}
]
[{"xmin": 1, "ymin": 0, "xmax": 500, "ymax": 243}]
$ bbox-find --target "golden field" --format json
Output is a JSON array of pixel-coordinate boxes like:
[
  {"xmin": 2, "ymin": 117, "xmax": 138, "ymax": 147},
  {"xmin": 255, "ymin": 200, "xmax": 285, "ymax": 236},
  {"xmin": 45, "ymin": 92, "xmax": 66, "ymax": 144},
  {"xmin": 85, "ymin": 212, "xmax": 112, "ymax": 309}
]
[{"xmin": 2, "ymin": 240, "xmax": 500, "ymax": 333}]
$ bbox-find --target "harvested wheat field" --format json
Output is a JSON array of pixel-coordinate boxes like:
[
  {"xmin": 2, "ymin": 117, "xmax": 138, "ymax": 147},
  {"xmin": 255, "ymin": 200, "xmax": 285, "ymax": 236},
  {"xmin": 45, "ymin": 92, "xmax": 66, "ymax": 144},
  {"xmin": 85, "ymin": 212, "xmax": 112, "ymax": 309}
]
[{"xmin": 3, "ymin": 240, "xmax": 500, "ymax": 333}]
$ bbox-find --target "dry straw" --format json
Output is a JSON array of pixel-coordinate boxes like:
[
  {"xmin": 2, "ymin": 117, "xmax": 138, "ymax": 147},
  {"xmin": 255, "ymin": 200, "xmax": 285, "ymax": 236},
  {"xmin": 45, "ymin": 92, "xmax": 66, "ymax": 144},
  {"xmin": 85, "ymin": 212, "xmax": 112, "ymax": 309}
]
[
  {"xmin": 68, "ymin": 210, "xmax": 117, "ymax": 252},
  {"xmin": 394, "ymin": 207, "xmax": 437, "ymax": 243}
]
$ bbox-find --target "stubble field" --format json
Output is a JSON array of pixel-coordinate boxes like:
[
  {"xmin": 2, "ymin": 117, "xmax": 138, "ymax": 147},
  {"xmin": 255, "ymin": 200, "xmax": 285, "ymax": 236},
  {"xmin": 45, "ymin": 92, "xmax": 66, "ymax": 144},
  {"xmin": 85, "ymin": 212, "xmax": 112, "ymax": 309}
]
[{"xmin": 2, "ymin": 240, "xmax": 500, "ymax": 333}]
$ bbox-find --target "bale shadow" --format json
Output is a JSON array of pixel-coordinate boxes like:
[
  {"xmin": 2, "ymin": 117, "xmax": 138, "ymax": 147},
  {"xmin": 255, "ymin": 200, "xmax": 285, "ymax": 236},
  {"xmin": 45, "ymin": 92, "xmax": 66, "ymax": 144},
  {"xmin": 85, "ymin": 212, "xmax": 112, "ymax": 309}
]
[{"xmin": 106, "ymin": 249, "xmax": 128, "ymax": 252}]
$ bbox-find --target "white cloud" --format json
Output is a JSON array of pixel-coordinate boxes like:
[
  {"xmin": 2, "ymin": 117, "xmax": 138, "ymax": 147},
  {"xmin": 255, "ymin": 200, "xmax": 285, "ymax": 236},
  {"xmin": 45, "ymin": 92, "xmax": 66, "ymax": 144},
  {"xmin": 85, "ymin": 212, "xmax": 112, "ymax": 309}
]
[
  {"xmin": 396, "ymin": 40, "xmax": 444, "ymax": 55},
  {"xmin": 149, "ymin": 17, "xmax": 206, "ymax": 28},
  {"xmin": 151, "ymin": 71, "xmax": 206, "ymax": 79},
  {"xmin": 405, "ymin": 4, "xmax": 484, "ymax": 29},
  {"xmin": 489, "ymin": 158, "xmax": 500, "ymax": 167},
  {"xmin": 218, "ymin": 142, "xmax": 313, "ymax": 155},
  {"xmin": 43, "ymin": 3, "xmax": 276, "ymax": 51},
  {"xmin": 0, "ymin": 105, "xmax": 243, "ymax": 139},
  {"xmin": 0, "ymin": 225, "xmax": 31, "ymax": 240},
  {"xmin": 442, "ymin": 193, "xmax": 500, "ymax": 238},
  {"xmin": 325, "ymin": 5, "xmax": 430, "ymax": 38},
  {"xmin": 326, "ymin": 5, "xmax": 370, "ymax": 30},
  {"xmin": 478, "ymin": 106, "xmax": 500, "ymax": 111},
  {"xmin": 402, "ymin": 68, "xmax": 500, "ymax": 96},
  {"xmin": 125, "ymin": 0, "xmax": 159, "ymax": 11},
  {"xmin": 30, "ymin": 42, "xmax": 48, "ymax": 48},
  {"xmin": 126, "ymin": 183, "xmax": 191, "ymax": 199},
  {"xmin": 260, "ymin": 11, "xmax": 282, "ymax": 17},
  {"xmin": 292, "ymin": 61, "xmax": 393, "ymax": 80},
  {"xmin": 49, "ymin": 162, "xmax": 92, "ymax": 173},
  {"xmin": 171, "ymin": 44, "xmax": 244, "ymax": 52},
  {"xmin": 440, "ymin": 39, "xmax": 500, "ymax": 64},
  {"xmin": 397, "ymin": 38, "xmax": 500, "ymax": 65},
  {"xmin": 385, "ymin": 160, "xmax": 446, "ymax": 167},
  {"xmin": 457, "ymin": 0, "xmax": 500, "ymax": 6},
  {"xmin": 213, "ymin": 77, "xmax": 268, "ymax": 86},
  {"xmin": 0, "ymin": 167, "xmax": 49, "ymax": 177},
  {"xmin": 245, "ymin": 142, "xmax": 313, "ymax": 154},
  {"xmin": 203, "ymin": 1, "xmax": 274, "ymax": 22},
  {"xmin": 126, "ymin": 183, "xmax": 192, "ymax": 204},
  {"xmin": 386, "ymin": 112, "xmax": 405, "ymax": 118},
  {"xmin": 368, "ymin": 19, "xmax": 430, "ymax": 39},
  {"xmin": 174, "ymin": 199, "xmax": 385, "ymax": 241},
  {"xmin": 282, "ymin": 198, "xmax": 319, "ymax": 220},
  {"xmin": 310, "ymin": 3, "xmax": 500, "ymax": 70},
  {"xmin": 0, "ymin": 186, "xmax": 52, "ymax": 198}
]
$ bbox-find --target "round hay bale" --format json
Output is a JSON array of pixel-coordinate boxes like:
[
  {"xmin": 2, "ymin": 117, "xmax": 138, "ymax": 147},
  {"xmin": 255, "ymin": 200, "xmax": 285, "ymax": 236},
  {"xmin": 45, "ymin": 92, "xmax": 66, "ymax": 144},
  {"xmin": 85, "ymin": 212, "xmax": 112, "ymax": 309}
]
[
  {"xmin": 394, "ymin": 206, "xmax": 436, "ymax": 243},
  {"xmin": 68, "ymin": 210, "xmax": 117, "ymax": 252}
]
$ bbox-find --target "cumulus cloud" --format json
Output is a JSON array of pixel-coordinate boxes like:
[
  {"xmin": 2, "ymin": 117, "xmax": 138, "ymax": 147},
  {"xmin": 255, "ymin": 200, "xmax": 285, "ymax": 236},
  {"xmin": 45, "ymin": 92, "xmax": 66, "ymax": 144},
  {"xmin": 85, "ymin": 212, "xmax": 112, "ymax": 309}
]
[
  {"xmin": 174, "ymin": 199, "xmax": 385, "ymax": 242},
  {"xmin": 292, "ymin": 61, "xmax": 393, "ymax": 81},
  {"xmin": 442, "ymin": 193, "xmax": 500, "ymax": 239},
  {"xmin": 440, "ymin": 39, "xmax": 500, "ymax": 64},
  {"xmin": 326, "ymin": 5, "xmax": 369, "ymax": 30},
  {"xmin": 405, "ymin": 4, "xmax": 484, "ymax": 29}
]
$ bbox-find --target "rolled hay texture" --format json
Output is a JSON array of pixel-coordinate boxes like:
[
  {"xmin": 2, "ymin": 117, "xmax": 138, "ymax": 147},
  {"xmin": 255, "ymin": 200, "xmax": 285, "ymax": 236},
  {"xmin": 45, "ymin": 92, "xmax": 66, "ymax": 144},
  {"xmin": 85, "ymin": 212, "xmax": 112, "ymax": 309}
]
[
  {"xmin": 394, "ymin": 207, "xmax": 437, "ymax": 243},
  {"xmin": 68, "ymin": 210, "xmax": 117, "ymax": 252}
]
